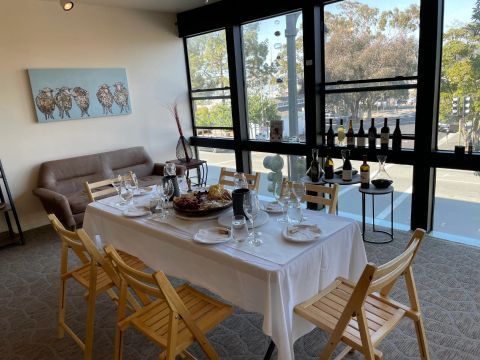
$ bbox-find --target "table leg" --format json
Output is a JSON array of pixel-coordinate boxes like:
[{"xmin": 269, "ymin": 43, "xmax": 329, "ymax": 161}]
[
  {"xmin": 263, "ymin": 340, "xmax": 275, "ymax": 360},
  {"xmin": 362, "ymin": 193, "xmax": 366, "ymax": 241},
  {"xmin": 390, "ymin": 191, "xmax": 394, "ymax": 240},
  {"xmin": 372, "ymin": 193, "xmax": 375, "ymax": 232}
]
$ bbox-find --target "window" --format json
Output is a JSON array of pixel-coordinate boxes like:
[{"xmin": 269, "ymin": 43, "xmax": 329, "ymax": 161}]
[
  {"xmin": 197, "ymin": 148, "xmax": 236, "ymax": 186},
  {"xmin": 323, "ymin": 0, "xmax": 420, "ymax": 149},
  {"xmin": 433, "ymin": 169, "xmax": 480, "ymax": 245},
  {"xmin": 186, "ymin": 30, "xmax": 233, "ymax": 138},
  {"xmin": 438, "ymin": 0, "xmax": 480, "ymax": 152},
  {"xmin": 242, "ymin": 12, "xmax": 305, "ymax": 142}
]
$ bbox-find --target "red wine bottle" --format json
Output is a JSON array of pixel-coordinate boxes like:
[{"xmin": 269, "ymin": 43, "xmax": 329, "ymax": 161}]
[
  {"xmin": 368, "ymin": 118, "xmax": 377, "ymax": 150},
  {"xmin": 392, "ymin": 118, "xmax": 402, "ymax": 152},
  {"xmin": 357, "ymin": 119, "xmax": 366, "ymax": 148},
  {"xmin": 327, "ymin": 118, "xmax": 335, "ymax": 147},
  {"xmin": 346, "ymin": 119, "xmax": 355, "ymax": 149},
  {"xmin": 380, "ymin": 118, "xmax": 390, "ymax": 151}
]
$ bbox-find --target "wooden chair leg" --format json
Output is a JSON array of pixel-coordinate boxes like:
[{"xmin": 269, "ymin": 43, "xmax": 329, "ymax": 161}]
[
  {"xmin": 114, "ymin": 328, "xmax": 124, "ymax": 360},
  {"xmin": 414, "ymin": 317, "xmax": 429, "ymax": 360},
  {"xmin": 320, "ymin": 333, "xmax": 341, "ymax": 360},
  {"xmin": 58, "ymin": 278, "xmax": 67, "ymax": 338},
  {"xmin": 357, "ymin": 308, "xmax": 375, "ymax": 360},
  {"xmin": 84, "ymin": 267, "xmax": 98, "ymax": 360}
]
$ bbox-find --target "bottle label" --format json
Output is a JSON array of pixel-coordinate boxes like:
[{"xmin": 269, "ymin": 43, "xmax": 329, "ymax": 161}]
[
  {"xmin": 361, "ymin": 170, "xmax": 370, "ymax": 184},
  {"xmin": 347, "ymin": 137, "xmax": 355, "ymax": 146},
  {"xmin": 381, "ymin": 132, "xmax": 389, "ymax": 144},
  {"xmin": 357, "ymin": 137, "xmax": 366, "ymax": 147},
  {"xmin": 342, "ymin": 169, "xmax": 352, "ymax": 181}
]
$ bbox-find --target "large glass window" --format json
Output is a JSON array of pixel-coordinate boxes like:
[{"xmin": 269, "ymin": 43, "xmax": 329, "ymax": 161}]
[
  {"xmin": 438, "ymin": 0, "xmax": 480, "ymax": 152},
  {"xmin": 197, "ymin": 148, "xmax": 236, "ymax": 186},
  {"xmin": 242, "ymin": 12, "xmax": 305, "ymax": 142},
  {"xmin": 433, "ymin": 169, "xmax": 480, "ymax": 245},
  {"xmin": 186, "ymin": 30, "xmax": 233, "ymax": 138},
  {"xmin": 324, "ymin": 0, "xmax": 420, "ymax": 148}
]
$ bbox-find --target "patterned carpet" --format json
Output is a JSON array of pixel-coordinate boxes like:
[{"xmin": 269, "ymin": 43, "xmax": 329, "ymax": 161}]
[{"xmin": 1, "ymin": 224, "xmax": 480, "ymax": 360}]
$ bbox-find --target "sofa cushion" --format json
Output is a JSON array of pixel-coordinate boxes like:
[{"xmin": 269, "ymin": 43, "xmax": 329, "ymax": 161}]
[
  {"xmin": 67, "ymin": 191, "xmax": 90, "ymax": 215},
  {"xmin": 102, "ymin": 147, "xmax": 154, "ymax": 179}
]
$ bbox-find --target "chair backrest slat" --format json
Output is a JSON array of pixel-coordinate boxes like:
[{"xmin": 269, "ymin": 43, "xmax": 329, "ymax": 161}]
[
  {"xmin": 48, "ymin": 214, "xmax": 90, "ymax": 264},
  {"xmin": 85, "ymin": 173, "xmax": 134, "ymax": 203},
  {"xmin": 218, "ymin": 167, "xmax": 261, "ymax": 191},
  {"xmin": 303, "ymin": 183, "xmax": 339, "ymax": 214}
]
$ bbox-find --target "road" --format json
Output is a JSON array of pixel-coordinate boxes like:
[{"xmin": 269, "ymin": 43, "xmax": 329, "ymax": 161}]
[{"xmin": 198, "ymin": 148, "xmax": 480, "ymax": 244}]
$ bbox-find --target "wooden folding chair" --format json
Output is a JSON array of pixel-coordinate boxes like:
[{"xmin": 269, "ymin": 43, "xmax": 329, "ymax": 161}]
[
  {"xmin": 303, "ymin": 183, "xmax": 339, "ymax": 215},
  {"xmin": 218, "ymin": 167, "xmax": 261, "ymax": 191},
  {"xmin": 104, "ymin": 244, "xmax": 234, "ymax": 360},
  {"xmin": 84, "ymin": 173, "xmax": 134, "ymax": 203},
  {"xmin": 48, "ymin": 214, "xmax": 145, "ymax": 360},
  {"xmin": 295, "ymin": 229, "xmax": 429, "ymax": 360}
]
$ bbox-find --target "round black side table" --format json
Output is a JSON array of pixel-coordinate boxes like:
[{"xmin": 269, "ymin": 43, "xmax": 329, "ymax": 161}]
[{"xmin": 359, "ymin": 185, "xmax": 394, "ymax": 244}]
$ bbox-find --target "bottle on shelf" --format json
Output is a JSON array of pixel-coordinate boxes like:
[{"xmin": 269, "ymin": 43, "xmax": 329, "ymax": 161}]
[
  {"xmin": 360, "ymin": 155, "xmax": 370, "ymax": 189},
  {"xmin": 392, "ymin": 118, "xmax": 402, "ymax": 152},
  {"xmin": 381, "ymin": 117, "xmax": 390, "ymax": 151},
  {"xmin": 337, "ymin": 119, "xmax": 345, "ymax": 146},
  {"xmin": 324, "ymin": 152, "xmax": 334, "ymax": 180},
  {"xmin": 306, "ymin": 148, "xmax": 321, "ymax": 182},
  {"xmin": 327, "ymin": 118, "xmax": 335, "ymax": 147},
  {"xmin": 346, "ymin": 119, "xmax": 355, "ymax": 149},
  {"xmin": 368, "ymin": 118, "xmax": 377, "ymax": 150},
  {"xmin": 342, "ymin": 149, "xmax": 352, "ymax": 182},
  {"xmin": 357, "ymin": 119, "xmax": 366, "ymax": 148},
  {"xmin": 468, "ymin": 140, "xmax": 473, "ymax": 154}
]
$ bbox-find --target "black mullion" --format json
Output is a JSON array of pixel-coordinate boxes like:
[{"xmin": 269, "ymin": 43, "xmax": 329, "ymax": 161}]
[
  {"xmin": 191, "ymin": 87, "xmax": 231, "ymax": 93},
  {"xmin": 319, "ymin": 4, "xmax": 326, "ymax": 149},
  {"xmin": 191, "ymin": 95, "xmax": 231, "ymax": 101},
  {"xmin": 324, "ymin": 75, "xmax": 418, "ymax": 86},
  {"xmin": 226, "ymin": 25, "xmax": 250, "ymax": 173},
  {"xmin": 183, "ymin": 38, "xmax": 198, "ymax": 141},
  {"xmin": 325, "ymin": 84, "xmax": 417, "ymax": 94},
  {"xmin": 411, "ymin": 0, "xmax": 443, "ymax": 232}
]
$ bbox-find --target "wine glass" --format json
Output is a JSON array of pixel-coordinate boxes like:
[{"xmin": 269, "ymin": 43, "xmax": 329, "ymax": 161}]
[
  {"xmin": 119, "ymin": 183, "xmax": 133, "ymax": 207},
  {"xmin": 111, "ymin": 175, "xmax": 123, "ymax": 205},
  {"xmin": 274, "ymin": 180, "xmax": 290, "ymax": 223},
  {"xmin": 163, "ymin": 180, "xmax": 175, "ymax": 217},
  {"xmin": 243, "ymin": 191, "xmax": 262, "ymax": 246},
  {"xmin": 291, "ymin": 181, "xmax": 306, "ymax": 220}
]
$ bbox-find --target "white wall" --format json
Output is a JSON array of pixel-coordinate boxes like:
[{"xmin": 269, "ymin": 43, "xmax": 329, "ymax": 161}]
[{"xmin": 0, "ymin": 0, "xmax": 192, "ymax": 230}]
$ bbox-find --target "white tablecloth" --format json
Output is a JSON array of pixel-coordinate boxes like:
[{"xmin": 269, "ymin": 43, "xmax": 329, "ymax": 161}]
[{"xmin": 83, "ymin": 200, "xmax": 367, "ymax": 360}]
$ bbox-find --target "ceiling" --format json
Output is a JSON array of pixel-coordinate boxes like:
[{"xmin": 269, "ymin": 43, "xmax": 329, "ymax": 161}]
[{"xmin": 43, "ymin": 0, "xmax": 219, "ymax": 13}]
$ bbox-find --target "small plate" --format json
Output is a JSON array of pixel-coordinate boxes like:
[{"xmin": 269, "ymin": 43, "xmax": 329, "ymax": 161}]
[
  {"xmin": 218, "ymin": 210, "xmax": 269, "ymax": 229},
  {"xmin": 283, "ymin": 223, "xmax": 322, "ymax": 243},
  {"xmin": 194, "ymin": 227, "xmax": 232, "ymax": 244},
  {"xmin": 263, "ymin": 202, "xmax": 283, "ymax": 214},
  {"xmin": 122, "ymin": 206, "xmax": 151, "ymax": 218}
]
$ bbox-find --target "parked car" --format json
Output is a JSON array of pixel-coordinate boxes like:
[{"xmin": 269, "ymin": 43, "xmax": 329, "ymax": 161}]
[{"xmin": 438, "ymin": 124, "xmax": 450, "ymax": 132}]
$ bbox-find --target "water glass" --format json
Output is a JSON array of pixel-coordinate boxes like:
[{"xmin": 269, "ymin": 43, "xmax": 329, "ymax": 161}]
[
  {"xmin": 243, "ymin": 191, "xmax": 262, "ymax": 246},
  {"xmin": 275, "ymin": 181, "xmax": 290, "ymax": 223},
  {"xmin": 119, "ymin": 185, "xmax": 133, "ymax": 207},
  {"xmin": 287, "ymin": 201, "xmax": 303, "ymax": 227},
  {"xmin": 231, "ymin": 215, "xmax": 248, "ymax": 242}
]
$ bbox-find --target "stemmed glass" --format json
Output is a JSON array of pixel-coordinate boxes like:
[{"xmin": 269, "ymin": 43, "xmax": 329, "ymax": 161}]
[
  {"xmin": 243, "ymin": 191, "xmax": 262, "ymax": 246},
  {"xmin": 111, "ymin": 175, "xmax": 124, "ymax": 206},
  {"xmin": 274, "ymin": 180, "xmax": 290, "ymax": 223},
  {"xmin": 119, "ymin": 183, "xmax": 133, "ymax": 208},
  {"xmin": 291, "ymin": 181, "xmax": 306, "ymax": 220},
  {"xmin": 163, "ymin": 180, "xmax": 175, "ymax": 217}
]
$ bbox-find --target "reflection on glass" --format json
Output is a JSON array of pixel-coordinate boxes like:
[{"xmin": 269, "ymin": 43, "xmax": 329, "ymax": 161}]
[
  {"xmin": 438, "ymin": 0, "xmax": 480, "ymax": 152},
  {"xmin": 324, "ymin": 0, "xmax": 420, "ymax": 83},
  {"xmin": 242, "ymin": 12, "xmax": 305, "ymax": 142}
]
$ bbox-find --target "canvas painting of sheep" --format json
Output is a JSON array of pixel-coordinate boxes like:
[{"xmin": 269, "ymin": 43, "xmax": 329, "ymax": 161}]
[{"xmin": 28, "ymin": 68, "xmax": 131, "ymax": 122}]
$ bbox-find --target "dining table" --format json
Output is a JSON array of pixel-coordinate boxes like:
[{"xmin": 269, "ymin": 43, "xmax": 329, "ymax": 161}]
[{"xmin": 83, "ymin": 192, "xmax": 367, "ymax": 360}]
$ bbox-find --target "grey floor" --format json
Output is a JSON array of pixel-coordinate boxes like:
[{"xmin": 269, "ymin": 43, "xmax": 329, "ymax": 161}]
[{"xmin": 1, "ymin": 225, "xmax": 480, "ymax": 359}]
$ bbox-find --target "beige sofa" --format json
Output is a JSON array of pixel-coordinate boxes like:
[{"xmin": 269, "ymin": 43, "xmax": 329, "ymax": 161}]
[{"xmin": 33, "ymin": 146, "xmax": 185, "ymax": 229}]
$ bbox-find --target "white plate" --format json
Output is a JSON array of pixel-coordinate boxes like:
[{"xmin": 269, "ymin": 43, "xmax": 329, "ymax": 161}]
[
  {"xmin": 282, "ymin": 223, "xmax": 322, "ymax": 243},
  {"xmin": 263, "ymin": 201, "xmax": 283, "ymax": 214},
  {"xmin": 123, "ymin": 206, "xmax": 151, "ymax": 218},
  {"xmin": 218, "ymin": 210, "xmax": 269, "ymax": 229},
  {"xmin": 194, "ymin": 227, "xmax": 232, "ymax": 244}
]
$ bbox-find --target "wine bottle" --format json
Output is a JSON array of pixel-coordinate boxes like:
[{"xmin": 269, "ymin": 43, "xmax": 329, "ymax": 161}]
[
  {"xmin": 360, "ymin": 155, "xmax": 370, "ymax": 189},
  {"xmin": 381, "ymin": 118, "xmax": 390, "ymax": 151},
  {"xmin": 327, "ymin": 119, "xmax": 335, "ymax": 147},
  {"xmin": 307, "ymin": 148, "xmax": 320, "ymax": 182},
  {"xmin": 357, "ymin": 119, "xmax": 366, "ymax": 148},
  {"xmin": 392, "ymin": 118, "xmax": 402, "ymax": 152},
  {"xmin": 346, "ymin": 119, "xmax": 355, "ymax": 149},
  {"xmin": 468, "ymin": 140, "xmax": 473, "ymax": 154},
  {"xmin": 324, "ymin": 153, "xmax": 334, "ymax": 180},
  {"xmin": 342, "ymin": 150, "xmax": 352, "ymax": 182},
  {"xmin": 368, "ymin": 118, "xmax": 377, "ymax": 150},
  {"xmin": 337, "ymin": 119, "xmax": 345, "ymax": 145}
]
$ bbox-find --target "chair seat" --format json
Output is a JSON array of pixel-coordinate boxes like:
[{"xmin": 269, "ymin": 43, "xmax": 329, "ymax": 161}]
[
  {"xmin": 125, "ymin": 284, "xmax": 233, "ymax": 353},
  {"xmin": 72, "ymin": 251, "xmax": 145, "ymax": 293},
  {"xmin": 295, "ymin": 278, "xmax": 405, "ymax": 352}
]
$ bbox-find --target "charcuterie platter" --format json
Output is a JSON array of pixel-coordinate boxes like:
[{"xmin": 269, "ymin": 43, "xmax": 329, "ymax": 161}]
[{"xmin": 173, "ymin": 184, "xmax": 232, "ymax": 217}]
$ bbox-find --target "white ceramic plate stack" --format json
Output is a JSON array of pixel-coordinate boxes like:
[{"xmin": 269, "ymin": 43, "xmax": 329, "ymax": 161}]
[
  {"xmin": 193, "ymin": 227, "xmax": 232, "ymax": 244},
  {"xmin": 282, "ymin": 223, "xmax": 322, "ymax": 243}
]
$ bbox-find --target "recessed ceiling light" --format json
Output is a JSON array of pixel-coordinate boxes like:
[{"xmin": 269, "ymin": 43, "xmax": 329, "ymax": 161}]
[{"xmin": 60, "ymin": 0, "xmax": 74, "ymax": 11}]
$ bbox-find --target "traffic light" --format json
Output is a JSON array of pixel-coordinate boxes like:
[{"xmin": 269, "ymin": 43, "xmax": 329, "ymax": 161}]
[
  {"xmin": 452, "ymin": 97, "xmax": 459, "ymax": 115},
  {"xmin": 464, "ymin": 96, "xmax": 471, "ymax": 115}
]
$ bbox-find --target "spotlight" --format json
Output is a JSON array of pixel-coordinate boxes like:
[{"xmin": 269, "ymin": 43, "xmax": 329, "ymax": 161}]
[{"xmin": 60, "ymin": 0, "xmax": 74, "ymax": 11}]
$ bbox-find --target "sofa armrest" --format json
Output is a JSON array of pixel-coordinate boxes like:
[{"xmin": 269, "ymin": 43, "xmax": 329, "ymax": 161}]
[
  {"xmin": 153, "ymin": 163, "xmax": 186, "ymax": 176},
  {"xmin": 33, "ymin": 188, "xmax": 76, "ymax": 229}
]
